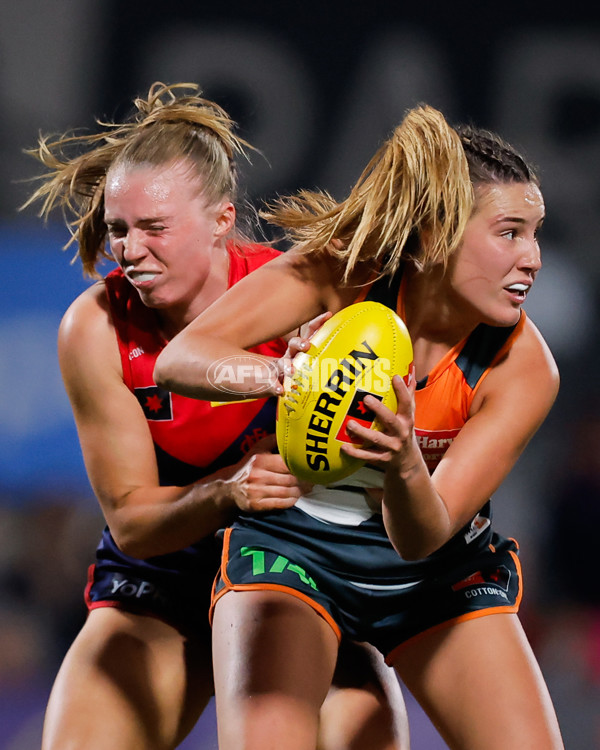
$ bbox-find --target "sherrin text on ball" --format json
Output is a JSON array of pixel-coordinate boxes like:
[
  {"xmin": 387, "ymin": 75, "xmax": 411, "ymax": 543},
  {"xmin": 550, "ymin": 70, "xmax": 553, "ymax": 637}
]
[{"xmin": 276, "ymin": 301, "xmax": 413, "ymax": 484}]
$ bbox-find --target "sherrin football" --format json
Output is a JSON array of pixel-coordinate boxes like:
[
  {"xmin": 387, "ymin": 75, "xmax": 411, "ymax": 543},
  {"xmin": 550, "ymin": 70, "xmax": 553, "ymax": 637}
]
[{"xmin": 276, "ymin": 301, "xmax": 413, "ymax": 485}]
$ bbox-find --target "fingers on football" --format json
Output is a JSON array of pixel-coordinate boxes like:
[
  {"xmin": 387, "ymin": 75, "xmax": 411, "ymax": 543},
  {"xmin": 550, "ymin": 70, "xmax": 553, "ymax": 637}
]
[
  {"xmin": 349, "ymin": 395, "xmax": 396, "ymax": 436},
  {"xmin": 392, "ymin": 372, "xmax": 415, "ymax": 403},
  {"xmin": 342, "ymin": 418, "xmax": 397, "ymax": 463},
  {"xmin": 341, "ymin": 441, "xmax": 393, "ymax": 465},
  {"xmin": 286, "ymin": 335, "xmax": 309, "ymax": 359},
  {"xmin": 303, "ymin": 310, "xmax": 333, "ymax": 339},
  {"xmin": 287, "ymin": 312, "xmax": 333, "ymax": 359}
]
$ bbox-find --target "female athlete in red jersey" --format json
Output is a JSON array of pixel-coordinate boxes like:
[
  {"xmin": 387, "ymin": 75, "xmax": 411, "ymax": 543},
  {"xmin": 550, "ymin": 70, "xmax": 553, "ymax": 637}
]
[
  {"xmin": 156, "ymin": 105, "xmax": 565, "ymax": 749},
  {"xmin": 24, "ymin": 82, "xmax": 408, "ymax": 750}
]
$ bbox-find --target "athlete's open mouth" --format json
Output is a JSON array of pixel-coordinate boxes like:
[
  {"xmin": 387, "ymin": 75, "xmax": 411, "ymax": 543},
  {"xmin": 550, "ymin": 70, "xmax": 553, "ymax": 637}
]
[{"xmin": 504, "ymin": 283, "xmax": 529, "ymax": 298}]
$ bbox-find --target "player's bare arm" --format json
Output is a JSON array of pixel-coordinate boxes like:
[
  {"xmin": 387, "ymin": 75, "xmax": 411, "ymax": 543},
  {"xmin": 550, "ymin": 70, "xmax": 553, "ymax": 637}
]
[
  {"xmin": 59, "ymin": 285, "xmax": 302, "ymax": 559},
  {"xmin": 430, "ymin": 316, "xmax": 559, "ymax": 529},
  {"xmin": 154, "ymin": 249, "xmax": 350, "ymax": 400}
]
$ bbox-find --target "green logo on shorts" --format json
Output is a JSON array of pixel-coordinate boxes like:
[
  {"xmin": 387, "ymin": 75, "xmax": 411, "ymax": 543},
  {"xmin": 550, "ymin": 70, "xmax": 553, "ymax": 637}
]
[{"xmin": 240, "ymin": 546, "xmax": 319, "ymax": 591}]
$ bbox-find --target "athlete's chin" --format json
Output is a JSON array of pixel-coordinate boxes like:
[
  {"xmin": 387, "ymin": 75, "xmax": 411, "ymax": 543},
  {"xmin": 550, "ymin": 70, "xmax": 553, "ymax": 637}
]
[
  {"xmin": 482, "ymin": 307, "xmax": 522, "ymax": 328},
  {"xmin": 135, "ymin": 288, "xmax": 170, "ymax": 309}
]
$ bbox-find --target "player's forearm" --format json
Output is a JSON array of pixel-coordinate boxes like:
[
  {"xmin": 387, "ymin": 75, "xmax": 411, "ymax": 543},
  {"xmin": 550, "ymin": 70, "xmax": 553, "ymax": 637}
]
[
  {"xmin": 154, "ymin": 334, "xmax": 281, "ymax": 400},
  {"xmin": 108, "ymin": 478, "xmax": 237, "ymax": 559},
  {"xmin": 382, "ymin": 455, "xmax": 452, "ymax": 560}
]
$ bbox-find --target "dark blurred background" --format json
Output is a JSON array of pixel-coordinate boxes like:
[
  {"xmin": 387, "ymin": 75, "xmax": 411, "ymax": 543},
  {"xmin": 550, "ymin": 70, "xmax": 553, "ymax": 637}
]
[{"xmin": 1, "ymin": 2, "xmax": 600, "ymax": 748}]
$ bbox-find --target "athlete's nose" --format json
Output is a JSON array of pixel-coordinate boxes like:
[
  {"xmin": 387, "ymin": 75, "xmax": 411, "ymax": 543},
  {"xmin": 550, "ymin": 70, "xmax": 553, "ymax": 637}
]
[
  {"xmin": 518, "ymin": 237, "xmax": 542, "ymax": 276},
  {"xmin": 122, "ymin": 229, "xmax": 147, "ymax": 261}
]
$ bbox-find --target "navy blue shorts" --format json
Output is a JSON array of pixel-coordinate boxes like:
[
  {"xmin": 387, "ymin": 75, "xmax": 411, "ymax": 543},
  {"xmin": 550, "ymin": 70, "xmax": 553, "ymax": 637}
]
[
  {"xmin": 85, "ymin": 527, "xmax": 220, "ymax": 639},
  {"xmin": 212, "ymin": 507, "xmax": 522, "ymax": 665}
]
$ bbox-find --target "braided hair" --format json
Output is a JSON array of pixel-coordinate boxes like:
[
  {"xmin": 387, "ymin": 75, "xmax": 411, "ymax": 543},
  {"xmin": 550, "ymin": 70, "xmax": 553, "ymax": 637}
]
[
  {"xmin": 23, "ymin": 82, "xmax": 254, "ymax": 277},
  {"xmin": 456, "ymin": 124, "xmax": 538, "ymax": 187}
]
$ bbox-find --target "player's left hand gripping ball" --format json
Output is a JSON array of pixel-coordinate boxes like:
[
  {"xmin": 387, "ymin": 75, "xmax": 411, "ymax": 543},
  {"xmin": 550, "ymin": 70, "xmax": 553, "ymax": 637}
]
[{"xmin": 276, "ymin": 301, "xmax": 413, "ymax": 484}]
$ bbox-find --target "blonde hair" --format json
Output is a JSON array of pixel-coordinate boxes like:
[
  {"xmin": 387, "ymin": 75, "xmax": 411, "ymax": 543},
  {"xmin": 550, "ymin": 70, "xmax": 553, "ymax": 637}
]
[
  {"xmin": 23, "ymin": 82, "xmax": 254, "ymax": 277},
  {"xmin": 262, "ymin": 105, "xmax": 474, "ymax": 281}
]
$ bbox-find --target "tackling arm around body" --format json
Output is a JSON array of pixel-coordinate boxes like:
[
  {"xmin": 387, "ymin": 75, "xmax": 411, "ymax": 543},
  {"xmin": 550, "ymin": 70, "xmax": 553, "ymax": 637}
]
[
  {"xmin": 59, "ymin": 284, "xmax": 304, "ymax": 559},
  {"xmin": 154, "ymin": 250, "xmax": 353, "ymax": 400}
]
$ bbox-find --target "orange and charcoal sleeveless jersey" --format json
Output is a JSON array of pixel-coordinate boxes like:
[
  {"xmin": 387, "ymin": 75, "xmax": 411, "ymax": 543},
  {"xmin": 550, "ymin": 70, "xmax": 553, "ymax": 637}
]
[
  {"xmin": 294, "ymin": 266, "xmax": 526, "ymax": 526},
  {"xmin": 366, "ymin": 268, "xmax": 526, "ymax": 470},
  {"xmin": 105, "ymin": 242, "xmax": 287, "ymax": 486}
]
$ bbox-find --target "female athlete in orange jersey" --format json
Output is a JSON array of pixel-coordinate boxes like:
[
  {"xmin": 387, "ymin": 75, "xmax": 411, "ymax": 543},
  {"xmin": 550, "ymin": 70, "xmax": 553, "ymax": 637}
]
[
  {"xmin": 155, "ymin": 105, "xmax": 565, "ymax": 749},
  {"xmin": 24, "ymin": 82, "xmax": 408, "ymax": 750}
]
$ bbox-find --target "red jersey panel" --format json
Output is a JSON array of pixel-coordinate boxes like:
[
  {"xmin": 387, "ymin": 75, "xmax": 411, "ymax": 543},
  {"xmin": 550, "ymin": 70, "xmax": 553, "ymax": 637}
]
[{"xmin": 105, "ymin": 243, "xmax": 286, "ymax": 485}]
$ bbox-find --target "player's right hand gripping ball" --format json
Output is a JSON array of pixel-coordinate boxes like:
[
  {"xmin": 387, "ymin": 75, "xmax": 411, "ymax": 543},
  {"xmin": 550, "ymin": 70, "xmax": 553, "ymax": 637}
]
[{"xmin": 276, "ymin": 301, "xmax": 413, "ymax": 485}]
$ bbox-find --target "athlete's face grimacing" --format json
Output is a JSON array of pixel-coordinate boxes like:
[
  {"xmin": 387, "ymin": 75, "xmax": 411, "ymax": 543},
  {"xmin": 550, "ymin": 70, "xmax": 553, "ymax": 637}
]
[
  {"xmin": 104, "ymin": 159, "xmax": 234, "ymax": 315},
  {"xmin": 448, "ymin": 181, "xmax": 545, "ymax": 327}
]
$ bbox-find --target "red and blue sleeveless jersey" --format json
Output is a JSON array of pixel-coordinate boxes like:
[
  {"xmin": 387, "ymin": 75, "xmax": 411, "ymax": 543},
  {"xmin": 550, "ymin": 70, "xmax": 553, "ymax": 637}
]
[
  {"xmin": 105, "ymin": 243, "xmax": 286, "ymax": 486},
  {"xmin": 91, "ymin": 243, "xmax": 285, "ymax": 583}
]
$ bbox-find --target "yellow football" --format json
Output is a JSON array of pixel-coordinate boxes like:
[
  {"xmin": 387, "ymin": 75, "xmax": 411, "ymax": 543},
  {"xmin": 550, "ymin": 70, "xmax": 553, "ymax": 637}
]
[{"xmin": 276, "ymin": 301, "xmax": 413, "ymax": 485}]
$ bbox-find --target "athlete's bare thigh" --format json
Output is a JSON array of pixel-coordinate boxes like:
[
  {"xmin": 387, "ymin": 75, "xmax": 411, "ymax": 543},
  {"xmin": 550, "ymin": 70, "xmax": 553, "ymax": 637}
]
[
  {"xmin": 320, "ymin": 640, "xmax": 409, "ymax": 750},
  {"xmin": 391, "ymin": 613, "xmax": 563, "ymax": 750},
  {"xmin": 212, "ymin": 589, "xmax": 339, "ymax": 750},
  {"xmin": 42, "ymin": 608, "xmax": 213, "ymax": 750}
]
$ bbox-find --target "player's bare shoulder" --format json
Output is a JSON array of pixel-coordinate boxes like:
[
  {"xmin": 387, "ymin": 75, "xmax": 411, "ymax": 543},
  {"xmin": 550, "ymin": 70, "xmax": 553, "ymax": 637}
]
[
  {"xmin": 58, "ymin": 280, "xmax": 120, "ymax": 377},
  {"xmin": 479, "ymin": 313, "xmax": 559, "ymax": 413},
  {"xmin": 515, "ymin": 314, "xmax": 560, "ymax": 394},
  {"xmin": 280, "ymin": 245, "xmax": 372, "ymax": 312},
  {"xmin": 277, "ymin": 246, "xmax": 337, "ymax": 287},
  {"xmin": 59, "ymin": 281, "xmax": 111, "ymax": 340}
]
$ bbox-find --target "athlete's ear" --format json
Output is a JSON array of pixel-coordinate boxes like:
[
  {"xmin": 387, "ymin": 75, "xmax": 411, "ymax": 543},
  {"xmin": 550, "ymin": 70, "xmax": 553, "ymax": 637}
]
[{"xmin": 215, "ymin": 201, "xmax": 236, "ymax": 238}]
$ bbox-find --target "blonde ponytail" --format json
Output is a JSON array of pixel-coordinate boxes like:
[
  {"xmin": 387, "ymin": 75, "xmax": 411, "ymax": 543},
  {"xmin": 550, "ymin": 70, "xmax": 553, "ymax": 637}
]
[{"xmin": 262, "ymin": 105, "xmax": 474, "ymax": 281}]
